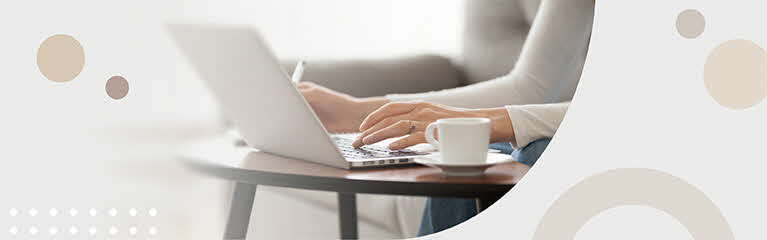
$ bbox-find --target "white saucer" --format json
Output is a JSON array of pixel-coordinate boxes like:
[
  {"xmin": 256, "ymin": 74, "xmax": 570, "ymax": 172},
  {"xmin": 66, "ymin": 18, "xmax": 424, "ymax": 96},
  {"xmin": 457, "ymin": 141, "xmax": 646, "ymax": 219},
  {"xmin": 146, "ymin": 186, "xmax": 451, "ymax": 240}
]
[{"xmin": 414, "ymin": 153, "xmax": 515, "ymax": 177}]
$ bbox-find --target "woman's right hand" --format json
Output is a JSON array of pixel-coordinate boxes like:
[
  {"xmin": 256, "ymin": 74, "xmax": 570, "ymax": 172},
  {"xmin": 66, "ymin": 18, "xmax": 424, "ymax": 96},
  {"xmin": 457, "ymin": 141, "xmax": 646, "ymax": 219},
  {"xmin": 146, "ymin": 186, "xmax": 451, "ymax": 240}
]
[{"xmin": 297, "ymin": 82, "xmax": 389, "ymax": 133}]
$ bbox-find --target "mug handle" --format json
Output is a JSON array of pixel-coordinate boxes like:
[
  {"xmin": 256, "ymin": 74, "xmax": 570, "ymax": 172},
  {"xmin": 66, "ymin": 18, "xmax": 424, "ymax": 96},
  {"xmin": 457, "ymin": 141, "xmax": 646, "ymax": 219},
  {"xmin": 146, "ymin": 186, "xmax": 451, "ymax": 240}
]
[{"xmin": 425, "ymin": 122, "xmax": 439, "ymax": 149}]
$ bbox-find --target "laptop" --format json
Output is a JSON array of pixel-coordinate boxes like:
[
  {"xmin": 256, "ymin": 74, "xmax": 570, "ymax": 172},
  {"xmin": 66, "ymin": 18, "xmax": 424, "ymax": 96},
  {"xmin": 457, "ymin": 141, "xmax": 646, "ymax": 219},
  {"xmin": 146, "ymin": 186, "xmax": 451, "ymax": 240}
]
[{"xmin": 167, "ymin": 23, "xmax": 429, "ymax": 169}]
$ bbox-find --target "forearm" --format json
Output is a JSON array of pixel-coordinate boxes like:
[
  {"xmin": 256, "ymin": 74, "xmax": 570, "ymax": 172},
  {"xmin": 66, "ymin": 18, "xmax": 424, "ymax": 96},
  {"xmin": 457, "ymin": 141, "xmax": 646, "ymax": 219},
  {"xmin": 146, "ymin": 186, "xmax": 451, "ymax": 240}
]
[
  {"xmin": 470, "ymin": 107, "xmax": 516, "ymax": 144},
  {"xmin": 386, "ymin": 0, "xmax": 594, "ymax": 108},
  {"xmin": 282, "ymin": 54, "xmax": 464, "ymax": 98},
  {"xmin": 469, "ymin": 101, "xmax": 569, "ymax": 148},
  {"xmin": 386, "ymin": 72, "xmax": 547, "ymax": 109},
  {"xmin": 505, "ymin": 102, "xmax": 569, "ymax": 148}
]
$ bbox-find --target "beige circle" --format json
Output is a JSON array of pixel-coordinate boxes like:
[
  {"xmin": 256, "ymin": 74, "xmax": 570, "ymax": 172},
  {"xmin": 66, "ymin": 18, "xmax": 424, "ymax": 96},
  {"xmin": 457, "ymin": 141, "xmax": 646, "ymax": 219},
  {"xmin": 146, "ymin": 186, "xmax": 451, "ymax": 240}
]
[
  {"xmin": 37, "ymin": 35, "xmax": 85, "ymax": 82},
  {"xmin": 676, "ymin": 9, "xmax": 706, "ymax": 39},
  {"xmin": 106, "ymin": 76, "xmax": 129, "ymax": 100},
  {"xmin": 534, "ymin": 168, "xmax": 733, "ymax": 240},
  {"xmin": 704, "ymin": 39, "xmax": 767, "ymax": 109}
]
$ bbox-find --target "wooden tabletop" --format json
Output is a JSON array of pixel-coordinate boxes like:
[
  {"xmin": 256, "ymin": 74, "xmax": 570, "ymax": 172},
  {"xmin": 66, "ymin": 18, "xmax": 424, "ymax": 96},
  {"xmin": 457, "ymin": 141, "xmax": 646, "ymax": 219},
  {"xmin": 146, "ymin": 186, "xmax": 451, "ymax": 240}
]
[{"xmin": 180, "ymin": 136, "xmax": 529, "ymax": 198}]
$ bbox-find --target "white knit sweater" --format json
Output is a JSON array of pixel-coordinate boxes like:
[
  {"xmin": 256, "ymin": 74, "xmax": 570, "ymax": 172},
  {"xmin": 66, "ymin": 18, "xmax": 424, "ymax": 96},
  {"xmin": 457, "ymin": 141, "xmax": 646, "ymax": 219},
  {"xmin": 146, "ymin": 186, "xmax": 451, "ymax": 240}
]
[{"xmin": 387, "ymin": 0, "xmax": 593, "ymax": 148}]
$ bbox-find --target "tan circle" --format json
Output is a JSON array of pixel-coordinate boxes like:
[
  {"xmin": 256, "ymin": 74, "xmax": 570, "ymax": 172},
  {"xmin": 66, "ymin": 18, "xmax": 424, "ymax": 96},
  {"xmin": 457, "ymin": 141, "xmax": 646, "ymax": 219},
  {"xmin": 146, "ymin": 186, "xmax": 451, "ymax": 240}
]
[
  {"xmin": 676, "ymin": 9, "xmax": 706, "ymax": 39},
  {"xmin": 704, "ymin": 39, "xmax": 767, "ymax": 109},
  {"xmin": 534, "ymin": 168, "xmax": 733, "ymax": 240},
  {"xmin": 106, "ymin": 76, "xmax": 129, "ymax": 100},
  {"xmin": 37, "ymin": 35, "xmax": 85, "ymax": 82}
]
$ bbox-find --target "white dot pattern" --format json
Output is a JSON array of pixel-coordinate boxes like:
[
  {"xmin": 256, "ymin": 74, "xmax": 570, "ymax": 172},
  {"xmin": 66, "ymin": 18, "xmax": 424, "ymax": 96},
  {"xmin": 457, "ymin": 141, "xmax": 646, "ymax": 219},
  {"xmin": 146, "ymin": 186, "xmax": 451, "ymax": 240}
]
[{"xmin": 5, "ymin": 208, "xmax": 160, "ymax": 236}]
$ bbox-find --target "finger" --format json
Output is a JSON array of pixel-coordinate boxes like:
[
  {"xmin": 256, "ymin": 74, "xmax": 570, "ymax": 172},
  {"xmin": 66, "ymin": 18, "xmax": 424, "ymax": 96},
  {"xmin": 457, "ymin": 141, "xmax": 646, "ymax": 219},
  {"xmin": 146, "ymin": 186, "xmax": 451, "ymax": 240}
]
[
  {"xmin": 296, "ymin": 82, "xmax": 316, "ymax": 90},
  {"xmin": 352, "ymin": 118, "xmax": 403, "ymax": 148},
  {"xmin": 353, "ymin": 117, "xmax": 427, "ymax": 148},
  {"xmin": 361, "ymin": 120, "xmax": 423, "ymax": 146},
  {"xmin": 298, "ymin": 88, "xmax": 315, "ymax": 100},
  {"xmin": 298, "ymin": 83, "xmax": 322, "ymax": 98},
  {"xmin": 359, "ymin": 101, "xmax": 422, "ymax": 131},
  {"xmin": 388, "ymin": 131, "xmax": 426, "ymax": 150},
  {"xmin": 352, "ymin": 120, "xmax": 393, "ymax": 148},
  {"xmin": 354, "ymin": 116, "xmax": 405, "ymax": 145}
]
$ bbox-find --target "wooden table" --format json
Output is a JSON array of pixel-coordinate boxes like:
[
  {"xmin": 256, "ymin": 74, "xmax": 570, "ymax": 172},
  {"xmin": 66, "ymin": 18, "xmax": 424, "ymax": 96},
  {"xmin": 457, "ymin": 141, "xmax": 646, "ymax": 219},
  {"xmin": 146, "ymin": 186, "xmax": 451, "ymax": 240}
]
[{"xmin": 180, "ymin": 137, "xmax": 529, "ymax": 240}]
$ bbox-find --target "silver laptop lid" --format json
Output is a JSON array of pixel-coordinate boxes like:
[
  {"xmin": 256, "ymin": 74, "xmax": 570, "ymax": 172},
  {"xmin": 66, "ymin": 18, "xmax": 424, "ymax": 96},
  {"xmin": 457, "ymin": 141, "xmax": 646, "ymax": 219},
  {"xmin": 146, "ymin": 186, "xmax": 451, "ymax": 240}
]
[{"xmin": 167, "ymin": 23, "xmax": 349, "ymax": 169}]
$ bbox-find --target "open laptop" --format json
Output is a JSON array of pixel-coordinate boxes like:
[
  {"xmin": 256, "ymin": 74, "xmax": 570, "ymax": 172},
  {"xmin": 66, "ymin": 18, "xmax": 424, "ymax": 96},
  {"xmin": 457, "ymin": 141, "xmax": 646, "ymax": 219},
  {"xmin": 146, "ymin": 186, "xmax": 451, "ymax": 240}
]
[{"xmin": 167, "ymin": 23, "xmax": 429, "ymax": 169}]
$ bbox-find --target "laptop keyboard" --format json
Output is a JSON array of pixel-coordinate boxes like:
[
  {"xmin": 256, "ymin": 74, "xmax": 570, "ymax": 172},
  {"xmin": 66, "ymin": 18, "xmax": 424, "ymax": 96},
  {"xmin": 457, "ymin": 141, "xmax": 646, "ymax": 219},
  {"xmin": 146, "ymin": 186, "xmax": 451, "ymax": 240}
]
[{"xmin": 333, "ymin": 137, "xmax": 426, "ymax": 160}]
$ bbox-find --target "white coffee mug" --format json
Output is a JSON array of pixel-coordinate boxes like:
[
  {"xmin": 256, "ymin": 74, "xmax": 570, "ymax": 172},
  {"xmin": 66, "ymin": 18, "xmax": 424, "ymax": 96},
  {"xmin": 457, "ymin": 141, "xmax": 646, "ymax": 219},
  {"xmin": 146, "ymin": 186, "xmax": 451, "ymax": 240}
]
[{"xmin": 425, "ymin": 118, "xmax": 491, "ymax": 164}]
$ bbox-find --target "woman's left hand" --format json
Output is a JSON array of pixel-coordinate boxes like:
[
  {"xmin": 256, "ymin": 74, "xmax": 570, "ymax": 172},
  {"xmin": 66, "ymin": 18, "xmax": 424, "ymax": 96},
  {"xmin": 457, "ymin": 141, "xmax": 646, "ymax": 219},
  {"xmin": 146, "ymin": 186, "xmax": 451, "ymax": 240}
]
[{"xmin": 352, "ymin": 101, "xmax": 515, "ymax": 150}]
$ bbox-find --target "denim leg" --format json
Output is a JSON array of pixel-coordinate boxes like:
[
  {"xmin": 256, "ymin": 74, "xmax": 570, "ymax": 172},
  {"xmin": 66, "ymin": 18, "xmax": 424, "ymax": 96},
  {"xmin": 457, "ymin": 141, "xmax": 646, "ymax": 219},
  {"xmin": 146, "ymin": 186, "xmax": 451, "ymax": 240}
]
[
  {"xmin": 489, "ymin": 142, "xmax": 515, "ymax": 155},
  {"xmin": 512, "ymin": 138, "xmax": 552, "ymax": 167},
  {"xmin": 417, "ymin": 139, "xmax": 552, "ymax": 237},
  {"xmin": 417, "ymin": 197, "xmax": 477, "ymax": 236}
]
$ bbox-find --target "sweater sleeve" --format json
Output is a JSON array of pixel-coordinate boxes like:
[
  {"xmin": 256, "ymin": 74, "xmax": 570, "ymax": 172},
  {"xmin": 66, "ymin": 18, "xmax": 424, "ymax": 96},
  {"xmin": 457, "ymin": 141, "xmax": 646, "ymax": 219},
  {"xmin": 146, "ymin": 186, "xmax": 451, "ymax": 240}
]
[
  {"xmin": 506, "ymin": 102, "xmax": 569, "ymax": 148},
  {"xmin": 386, "ymin": 0, "xmax": 593, "ymax": 108}
]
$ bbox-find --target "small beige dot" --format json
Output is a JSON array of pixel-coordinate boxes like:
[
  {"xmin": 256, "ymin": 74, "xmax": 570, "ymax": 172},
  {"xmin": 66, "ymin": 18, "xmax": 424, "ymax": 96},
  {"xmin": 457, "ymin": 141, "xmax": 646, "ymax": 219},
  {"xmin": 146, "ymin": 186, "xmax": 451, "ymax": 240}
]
[
  {"xmin": 37, "ymin": 34, "xmax": 85, "ymax": 82},
  {"xmin": 704, "ymin": 39, "xmax": 767, "ymax": 109},
  {"xmin": 676, "ymin": 9, "xmax": 705, "ymax": 39},
  {"xmin": 106, "ymin": 76, "xmax": 130, "ymax": 100}
]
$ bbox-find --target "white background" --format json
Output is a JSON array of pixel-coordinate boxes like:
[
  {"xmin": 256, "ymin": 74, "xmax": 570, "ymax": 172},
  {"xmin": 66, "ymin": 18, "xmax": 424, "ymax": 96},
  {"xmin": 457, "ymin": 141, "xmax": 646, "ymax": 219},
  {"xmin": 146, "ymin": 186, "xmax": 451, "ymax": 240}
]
[{"xmin": 2, "ymin": 0, "xmax": 764, "ymax": 239}]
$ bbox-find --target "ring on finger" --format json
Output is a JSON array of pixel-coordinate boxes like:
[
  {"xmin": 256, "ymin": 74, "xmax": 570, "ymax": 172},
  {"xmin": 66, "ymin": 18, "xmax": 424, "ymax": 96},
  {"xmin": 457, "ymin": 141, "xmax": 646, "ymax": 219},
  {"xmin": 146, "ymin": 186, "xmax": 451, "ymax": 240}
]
[{"xmin": 406, "ymin": 121, "xmax": 417, "ymax": 134}]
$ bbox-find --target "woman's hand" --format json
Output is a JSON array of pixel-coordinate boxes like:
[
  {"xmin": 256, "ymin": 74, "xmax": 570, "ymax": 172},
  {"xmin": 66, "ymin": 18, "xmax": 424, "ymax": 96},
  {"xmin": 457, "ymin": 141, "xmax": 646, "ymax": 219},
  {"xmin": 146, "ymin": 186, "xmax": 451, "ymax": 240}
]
[
  {"xmin": 297, "ymin": 82, "xmax": 388, "ymax": 133},
  {"xmin": 352, "ymin": 101, "xmax": 516, "ymax": 149}
]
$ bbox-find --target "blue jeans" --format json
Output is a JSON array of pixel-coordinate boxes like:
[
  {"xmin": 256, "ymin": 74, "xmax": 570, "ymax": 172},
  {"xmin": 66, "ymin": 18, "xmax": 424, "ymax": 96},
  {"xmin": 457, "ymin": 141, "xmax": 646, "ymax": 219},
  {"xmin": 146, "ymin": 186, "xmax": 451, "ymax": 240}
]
[{"xmin": 417, "ymin": 139, "xmax": 552, "ymax": 236}]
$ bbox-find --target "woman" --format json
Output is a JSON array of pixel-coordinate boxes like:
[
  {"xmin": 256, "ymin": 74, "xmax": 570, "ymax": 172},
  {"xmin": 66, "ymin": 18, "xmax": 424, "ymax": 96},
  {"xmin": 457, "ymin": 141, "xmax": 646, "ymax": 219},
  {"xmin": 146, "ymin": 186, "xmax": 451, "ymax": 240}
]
[{"xmin": 299, "ymin": 0, "xmax": 594, "ymax": 235}]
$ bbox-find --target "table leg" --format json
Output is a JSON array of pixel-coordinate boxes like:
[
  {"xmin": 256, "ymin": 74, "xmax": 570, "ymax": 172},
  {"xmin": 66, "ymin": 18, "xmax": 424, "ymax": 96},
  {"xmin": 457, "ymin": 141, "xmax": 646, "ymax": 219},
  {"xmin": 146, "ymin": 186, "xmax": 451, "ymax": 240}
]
[
  {"xmin": 337, "ymin": 192, "xmax": 358, "ymax": 239},
  {"xmin": 223, "ymin": 182, "xmax": 257, "ymax": 240},
  {"xmin": 475, "ymin": 193, "xmax": 506, "ymax": 213}
]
